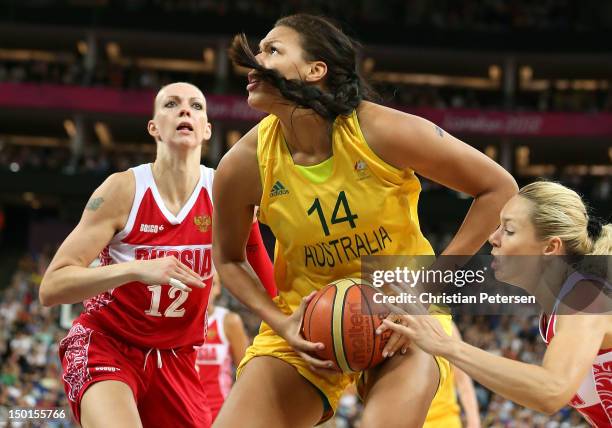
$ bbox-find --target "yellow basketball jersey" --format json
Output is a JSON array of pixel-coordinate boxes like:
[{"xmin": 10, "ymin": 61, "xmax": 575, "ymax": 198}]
[
  {"xmin": 423, "ymin": 366, "xmax": 462, "ymax": 427},
  {"xmin": 257, "ymin": 111, "xmax": 434, "ymax": 312}
]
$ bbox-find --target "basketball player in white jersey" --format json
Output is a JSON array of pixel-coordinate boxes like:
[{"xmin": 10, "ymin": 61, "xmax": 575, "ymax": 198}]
[{"xmin": 196, "ymin": 273, "xmax": 249, "ymax": 421}]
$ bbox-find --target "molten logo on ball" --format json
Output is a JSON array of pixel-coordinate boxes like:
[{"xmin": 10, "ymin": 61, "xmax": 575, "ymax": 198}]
[{"xmin": 302, "ymin": 278, "xmax": 390, "ymax": 373}]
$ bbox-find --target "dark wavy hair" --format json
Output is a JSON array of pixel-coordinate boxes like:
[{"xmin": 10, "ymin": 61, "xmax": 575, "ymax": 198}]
[{"xmin": 229, "ymin": 14, "xmax": 379, "ymax": 121}]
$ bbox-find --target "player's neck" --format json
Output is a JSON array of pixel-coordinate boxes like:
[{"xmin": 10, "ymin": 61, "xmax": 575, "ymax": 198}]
[
  {"xmin": 151, "ymin": 153, "xmax": 201, "ymax": 213},
  {"xmin": 521, "ymin": 262, "xmax": 573, "ymax": 313},
  {"xmin": 276, "ymin": 109, "xmax": 333, "ymax": 165}
]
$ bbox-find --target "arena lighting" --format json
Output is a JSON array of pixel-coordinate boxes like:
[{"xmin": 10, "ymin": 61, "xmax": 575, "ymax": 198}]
[
  {"xmin": 63, "ymin": 120, "xmax": 76, "ymax": 138},
  {"xmin": 362, "ymin": 57, "xmax": 375, "ymax": 73},
  {"xmin": 563, "ymin": 165, "xmax": 612, "ymax": 176},
  {"xmin": 515, "ymin": 146, "xmax": 530, "ymax": 168},
  {"xmin": 556, "ymin": 80, "xmax": 570, "ymax": 90},
  {"xmin": 519, "ymin": 66, "xmax": 533, "ymax": 81},
  {"xmin": 369, "ymin": 72, "xmax": 500, "ymax": 89},
  {"xmin": 202, "ymin": 48, "xmax": 215, "ymax": 65},
  {"xmin": 0, "ymin": 49, "xmax": 60, "ymax": 62},
  {"xmin": 22, "ymin": 192, "xmax": 42, "ymax": 209},
  {"xmin": 519, "ymin": 80, "xmax": 550, "ymax": 90},
  {"xmin": 488, "ymin": 65, "xmax": 501, "ymax": 81},
  {"xmin": 485, "ymin": 145, "xmax": 497, "ymax": 160},
  {"xmin": 588, "ymin": 165, "xmax": 612, "ymax": 175},
  {"xmin": 571, "ymin": 80, "xmax": 598, "ymax": 90},
  {"xmin": 106, "ymin": 42, "xmax": 121, "ymax": 62},
  {"xmin": 94, "ymin": 122, "xmax": 113, "ymax": 148},
  {"xmin": 521, "ymin": 78, "xmax": 608, "ymax": 91},
  {"xmin": 226, "ymin": 130, "xmax": 242, "ymax": 148},
  {"xmin": 0, "ymin": 135, "xmax": 67, "ymax": 147},
  {"xmin": 519, "ymin": 164, "xmax": 556, "ymax": 176},
  {"xmin": 232, "ymin": 64, "xmax": 250, "ymax": 75},
  {"xmin": 135, "ymin": 57, "xmax": 214, "ymax": 73},
  {"xmin": 77, "ymin": 41, "xmax": 88, "ymax": 55}
]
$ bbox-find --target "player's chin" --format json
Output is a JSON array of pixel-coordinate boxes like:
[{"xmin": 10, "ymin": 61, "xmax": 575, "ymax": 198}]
[
  {"xmin": 492, "ymin": 267, "xmax": 511, "ymax": 284},
  {"xmin": 167, "ymin": 136, "xmax": 201, "ymax": 150},
  {"xmin": 246, "ymin": 92, "xmax": 276, "ymax": 113}
]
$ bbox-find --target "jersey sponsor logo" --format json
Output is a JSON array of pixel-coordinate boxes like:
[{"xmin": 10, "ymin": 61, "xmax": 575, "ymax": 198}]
[
  {"xmin": 135, "ymin": 247, "xmax": 213, "ymax": 278},
  {"xmin": 194, "ymin": 215, "xmax": 212, "ymax": 232},
  {"xmin": 304, "ymin": 225, "xmax": 393, "ymax": 268},
  {"xmin": 270, "ymin": 180, "xmax": 289, "ymax": 197},
  {"xmin": 93, "ymin": 366, "xmax": 121, "ymax": 373},
  {"xmin": 140, "ymin": 223, "xmax": 164, "ymax": 233}
]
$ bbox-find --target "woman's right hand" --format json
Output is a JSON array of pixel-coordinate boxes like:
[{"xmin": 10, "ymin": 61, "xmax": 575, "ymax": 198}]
[
  {"xmin": 277, "ymin": 292, "xmax": 338, "ymax": 373},
  {"xmin": 131, "ymin": 257, "xmax": 206, "ymax": 291}
]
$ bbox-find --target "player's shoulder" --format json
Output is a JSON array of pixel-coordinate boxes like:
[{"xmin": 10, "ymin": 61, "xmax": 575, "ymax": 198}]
[
  {"xmin": 90, "ymin": 170, "xmax": 134, "ymax": 204},
  {"xmin": 81, "ymin": 171, "xmax": 135, "ymax": 228},
  {"xmin": 104, "ymin": 169, "xmax": 134, "ymax": 189},
  {"xmin": 217, "ymin": 125, "xmax": 259, "ymax": 179},
  {"xmin": 357, "ymin": 101, "xmax": 419, "ymax": 132},
  {"xmin": 201, "ymin": 164, "xmax": 216, "ymax": 184}
]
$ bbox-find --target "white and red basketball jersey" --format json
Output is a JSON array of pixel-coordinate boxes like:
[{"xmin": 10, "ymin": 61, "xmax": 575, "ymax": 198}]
[
  {"xmin": 196, "ymin": 307, "xmax": 233, "ymax": 414},
  {"xmin": 539, "ymin": 272, "xmax": 612, "ymax": 427},
  {"xmin": 75, "ymin": 163, "xmax": 214, "ymax": 350}
]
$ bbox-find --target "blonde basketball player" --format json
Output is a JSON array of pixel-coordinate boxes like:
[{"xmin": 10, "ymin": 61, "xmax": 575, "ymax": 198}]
[
  {"xmin": 380, "ymin": 181, "xmax": 612, "ymax": 427},
  {"xmin": 212, "ymin": 14, "xmax": 517, "ymax": 428}
]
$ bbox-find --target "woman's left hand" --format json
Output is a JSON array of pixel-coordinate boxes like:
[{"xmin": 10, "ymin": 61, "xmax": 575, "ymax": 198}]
[
  {"xmin": 380, "ymin": 314, "xmax": 412, "ymax": 357},
  {"xmin": 377, "ymin": 314, "xmax": 454, "ymax": 357}
]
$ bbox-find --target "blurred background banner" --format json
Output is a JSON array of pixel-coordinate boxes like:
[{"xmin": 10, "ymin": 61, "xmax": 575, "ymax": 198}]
[{"xmin": 0, "ymin": 1, "xmax": 610, "ymax": 426}]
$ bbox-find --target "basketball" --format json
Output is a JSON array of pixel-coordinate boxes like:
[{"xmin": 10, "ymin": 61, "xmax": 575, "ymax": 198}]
[{"xmin": 301, "ymin": 278, "xmax": 391, "ymax": 373}]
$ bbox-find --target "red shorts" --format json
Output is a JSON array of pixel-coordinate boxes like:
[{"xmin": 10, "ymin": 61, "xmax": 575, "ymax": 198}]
[
  {"xmin": 59, "ymin": 322, "xmax": 211, "ymax": 428},
  {"xmin": 200, "ymin": 386, "xmax": 223, "ymax": 422}
]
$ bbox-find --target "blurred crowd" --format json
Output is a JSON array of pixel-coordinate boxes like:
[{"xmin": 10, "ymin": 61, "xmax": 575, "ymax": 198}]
[
  {"xmin": 0, "ymin": 251, "xmax": 70, "ymax": 426},
  {"xmin": 0, "ymin": 142, "xmax": 155, "ymax": 175},
  {"xmin": 377, "ymin": 83, "xmax": 612, "ymax": 113},
  {"xmin": 0, "ymin": 248, "xmax": 590, "ymax": 426},
  {"xmin": 0, "ymin": 60, "xmax": 213, "ymax": 93},
  {"xmin": 14, "ymin": 0, "xmax": 611, "ymax": 31}
]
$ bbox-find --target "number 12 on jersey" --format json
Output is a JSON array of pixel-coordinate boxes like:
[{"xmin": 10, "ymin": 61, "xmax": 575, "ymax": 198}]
[
  {"xmin": 145, "ymin": 285, "xmax": 188, "ymax": 317},
  {"xmin": 307, "ymin": 191, "xmax": 358, "ymax": 237}
]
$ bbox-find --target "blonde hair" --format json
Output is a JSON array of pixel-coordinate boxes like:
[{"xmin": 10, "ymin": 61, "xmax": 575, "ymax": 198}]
[{"xmin": 518, "ymin": 181, "xmax": 611, "ymax": 256}]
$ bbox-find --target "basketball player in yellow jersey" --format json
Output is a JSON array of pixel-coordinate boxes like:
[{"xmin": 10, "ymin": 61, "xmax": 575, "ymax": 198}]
[
  {"xmin": 212, "ymin": 14, "xmax": 517, "ymax": 428},
  {"xmin": 424, "ymin": 322, "xmax": 481, "ymax": 428}
]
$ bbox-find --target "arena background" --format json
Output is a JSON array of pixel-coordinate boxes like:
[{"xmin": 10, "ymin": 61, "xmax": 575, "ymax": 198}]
[{"xmin": 0, "ymin": 1, "xmax": 611, "ymax": 426}]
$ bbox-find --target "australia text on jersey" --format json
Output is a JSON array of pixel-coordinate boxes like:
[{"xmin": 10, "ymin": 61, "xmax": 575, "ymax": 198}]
[{"xmin": 304, "ymin": 225, "xmax": 392, "ymax": 268}]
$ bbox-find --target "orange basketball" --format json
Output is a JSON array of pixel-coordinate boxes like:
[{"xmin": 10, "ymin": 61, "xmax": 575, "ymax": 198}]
[{"xmin": 301, "ymin": 278, "xmax": 391, "ymax": 373}]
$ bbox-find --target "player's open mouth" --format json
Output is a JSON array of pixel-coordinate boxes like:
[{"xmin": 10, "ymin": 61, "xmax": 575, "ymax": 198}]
[
  {"xmin": 247, "ymin": 72, "xmax": 261, "ymax": 91},
  {"xmin": 177, "ymin": 122, "xmax": 194, "ymax": 134}
]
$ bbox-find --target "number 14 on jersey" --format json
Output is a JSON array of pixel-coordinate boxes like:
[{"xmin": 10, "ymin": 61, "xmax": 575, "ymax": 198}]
[{"xmin": 307, "ymin": 191, "xmax": 358, "ymax": 237}]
